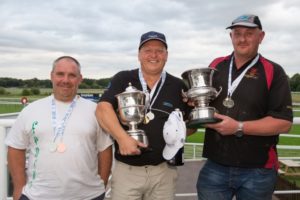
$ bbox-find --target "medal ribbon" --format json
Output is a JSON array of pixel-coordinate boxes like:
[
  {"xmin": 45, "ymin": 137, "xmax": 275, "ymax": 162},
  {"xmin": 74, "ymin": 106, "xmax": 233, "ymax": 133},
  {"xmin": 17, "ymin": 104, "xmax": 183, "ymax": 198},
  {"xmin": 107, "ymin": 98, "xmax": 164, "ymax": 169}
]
[
  {"xmin": 138, "ymin": 68, "xmax": 166, "ymax": 112},
  {"xmin": 227, "ymin": 54, "xmax": 259, "ymax": 98},
  {"xmin": 51, "ymin": 95, "xmax": 77, "ymax": 142}
]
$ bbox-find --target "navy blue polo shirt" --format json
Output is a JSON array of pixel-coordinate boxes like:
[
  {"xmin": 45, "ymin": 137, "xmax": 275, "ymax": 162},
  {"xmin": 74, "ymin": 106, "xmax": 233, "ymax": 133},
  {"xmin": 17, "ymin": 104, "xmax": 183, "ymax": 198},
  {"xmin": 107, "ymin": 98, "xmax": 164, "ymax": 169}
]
[
  {"xmin": 100, "ymin": 69, "xmax": 191, "ymax": 166},
  {"xmin": 203, "ymin": 54, "xmax": 293, "ymax": 168}
]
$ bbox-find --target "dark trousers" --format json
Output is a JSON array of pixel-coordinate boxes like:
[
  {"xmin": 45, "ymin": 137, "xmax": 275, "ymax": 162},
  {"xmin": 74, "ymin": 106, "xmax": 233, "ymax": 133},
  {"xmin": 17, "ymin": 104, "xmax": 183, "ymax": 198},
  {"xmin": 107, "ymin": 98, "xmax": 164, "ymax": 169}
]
[{"xmin": 19, "ymin": 193, "xmax": 105, "ymax": 200}]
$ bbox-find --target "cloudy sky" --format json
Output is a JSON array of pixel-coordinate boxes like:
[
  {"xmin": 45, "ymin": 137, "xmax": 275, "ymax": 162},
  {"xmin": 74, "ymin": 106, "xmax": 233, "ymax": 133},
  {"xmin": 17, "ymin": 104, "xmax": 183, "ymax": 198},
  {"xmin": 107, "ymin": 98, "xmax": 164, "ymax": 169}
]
[{"xmin": 0, "ymin": 0, "xmax": 299, "ymax": 80}]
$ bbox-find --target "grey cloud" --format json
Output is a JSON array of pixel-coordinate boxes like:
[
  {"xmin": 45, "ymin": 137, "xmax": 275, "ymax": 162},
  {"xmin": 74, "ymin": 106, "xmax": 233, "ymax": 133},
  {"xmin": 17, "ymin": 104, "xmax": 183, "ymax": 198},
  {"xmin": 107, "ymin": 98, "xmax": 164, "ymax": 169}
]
[{"xmin": 0, "ymin": 0, "xmax": 299, "ymax": 78}]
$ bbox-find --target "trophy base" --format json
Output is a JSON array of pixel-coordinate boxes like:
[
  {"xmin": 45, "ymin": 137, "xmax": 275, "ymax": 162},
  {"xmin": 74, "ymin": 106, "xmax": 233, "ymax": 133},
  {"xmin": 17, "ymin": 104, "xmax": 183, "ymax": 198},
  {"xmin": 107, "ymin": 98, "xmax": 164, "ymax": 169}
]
[
  {"xmin": 129, "ymin": 131, "xmax": 152, "ymax": 152},
  {"xmin": 187, "ymin": 117, "xmax": 222, "ymax": 129},
  {"xmin": 188, "ymin": 107, "xmax": 220, "ymax": 129},
  {"xmin": 128, "ymin": 130, "xmax": 149, "ymax": 146}
]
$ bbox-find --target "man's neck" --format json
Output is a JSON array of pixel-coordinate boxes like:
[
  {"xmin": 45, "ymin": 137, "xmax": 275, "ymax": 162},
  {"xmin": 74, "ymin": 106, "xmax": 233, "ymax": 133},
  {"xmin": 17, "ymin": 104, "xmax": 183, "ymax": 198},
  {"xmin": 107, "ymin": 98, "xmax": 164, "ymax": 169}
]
[
  {"xmin": 141, "ymin": 72, "xmax": 162, "ymax": 89},
  {"xmin": 234, "ymin": 53, "xmax": 258, "ymax": 69},
  {"xmin": 53, "ymin": 94, "xmax": 77, "ymax": 103}
]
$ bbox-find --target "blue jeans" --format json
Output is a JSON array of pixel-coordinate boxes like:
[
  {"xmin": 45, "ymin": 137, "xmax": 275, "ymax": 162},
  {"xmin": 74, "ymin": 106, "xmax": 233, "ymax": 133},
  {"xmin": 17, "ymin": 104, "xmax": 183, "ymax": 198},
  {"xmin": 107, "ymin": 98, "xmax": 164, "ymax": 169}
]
[{"xmin": 197, "ymin": 159, "xmax": 277, "ymax": 200}]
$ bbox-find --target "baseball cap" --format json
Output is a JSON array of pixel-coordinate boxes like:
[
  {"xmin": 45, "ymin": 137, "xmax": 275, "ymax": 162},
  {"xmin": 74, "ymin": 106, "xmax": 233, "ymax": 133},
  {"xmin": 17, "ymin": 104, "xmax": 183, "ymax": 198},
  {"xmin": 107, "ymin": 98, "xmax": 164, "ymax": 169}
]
[
  {"xmin": 139, "ymin": 31, "xmax": 168, "ymax": 49},
  {"xmin": 163, "ymin": 109, "xmax": 186, "ymax": 160},
  {"xmin": 226, "ymin": 14, "xmax": 262, "ymax": 30}
]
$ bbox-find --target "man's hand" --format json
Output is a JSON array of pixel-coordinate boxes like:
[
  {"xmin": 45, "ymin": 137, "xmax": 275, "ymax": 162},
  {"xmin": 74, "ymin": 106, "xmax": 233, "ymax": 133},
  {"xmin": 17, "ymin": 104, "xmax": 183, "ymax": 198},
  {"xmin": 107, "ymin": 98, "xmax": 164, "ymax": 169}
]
[
  {"xmin": 205, "ymin": 113, "xmax": 239, "ymax": 135},
  {"xmin": 182, "ymin": 89, "xmax": 195, "ymax": 107},
  {"xmin": 117, "ymin": 134, "xmax": 148, "ymax": 156}
]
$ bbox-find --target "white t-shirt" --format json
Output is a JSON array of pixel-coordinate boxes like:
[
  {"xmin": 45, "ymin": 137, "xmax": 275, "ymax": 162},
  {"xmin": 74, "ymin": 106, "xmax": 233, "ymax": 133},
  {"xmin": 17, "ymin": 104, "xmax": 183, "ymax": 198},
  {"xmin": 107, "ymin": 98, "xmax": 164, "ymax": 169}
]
[{"xmin": 5, "ymin": 95, "xmax": 113, "ymax": 200}]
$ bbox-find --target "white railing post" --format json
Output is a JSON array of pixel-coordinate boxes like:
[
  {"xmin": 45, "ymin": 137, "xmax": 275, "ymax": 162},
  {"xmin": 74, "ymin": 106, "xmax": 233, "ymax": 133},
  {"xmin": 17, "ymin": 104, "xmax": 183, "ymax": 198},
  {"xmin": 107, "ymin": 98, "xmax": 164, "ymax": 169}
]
[
  {"xmin": 0, "ymin": 119, "xmax": 14, "ymax": 200},
  {"xmin": 193, "ymin": 144, "xmax": 196, "ymax": 159},
  {"xmin": 0, "ymin": 125, "xmax": 8, "ymax": 200}
]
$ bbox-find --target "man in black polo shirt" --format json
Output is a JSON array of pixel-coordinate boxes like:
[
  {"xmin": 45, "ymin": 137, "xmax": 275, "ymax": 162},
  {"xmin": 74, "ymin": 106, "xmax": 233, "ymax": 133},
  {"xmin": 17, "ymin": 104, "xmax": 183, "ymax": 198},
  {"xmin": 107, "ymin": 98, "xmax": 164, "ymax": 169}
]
[
  {"xmin": 96, "ymin": 31, "xmax": 194, "ymax": 200},
  {"xmin": 196, "ymin": 14, "xmax": 293, "ymax": 200}
]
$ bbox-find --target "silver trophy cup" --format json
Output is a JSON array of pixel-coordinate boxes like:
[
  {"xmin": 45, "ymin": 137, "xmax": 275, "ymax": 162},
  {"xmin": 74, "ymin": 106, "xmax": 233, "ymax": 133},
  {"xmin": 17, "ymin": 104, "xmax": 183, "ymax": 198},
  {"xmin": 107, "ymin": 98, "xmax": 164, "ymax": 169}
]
[
  {"xmin": 115, "ymin": 83, "xmax": 149, "ymax": 146},
  {"xmin": 182, "ymin": 68, "xmax": 222, "ymax": 128}
]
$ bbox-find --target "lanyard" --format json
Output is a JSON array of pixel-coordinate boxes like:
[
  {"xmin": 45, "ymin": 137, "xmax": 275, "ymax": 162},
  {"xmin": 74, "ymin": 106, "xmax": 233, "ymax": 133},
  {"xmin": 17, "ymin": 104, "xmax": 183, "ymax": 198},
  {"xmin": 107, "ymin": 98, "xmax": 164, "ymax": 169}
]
[
  {"xmin": 138, "ymin": 68, "xmax": 166, "ymax": 111},
  {"xmin": 227, "ymin": 54, "xmax": 259, "ymax": 97},
  {"xmin": 51, "ymin": 95, "xmax": 77, "ymax": 142}
]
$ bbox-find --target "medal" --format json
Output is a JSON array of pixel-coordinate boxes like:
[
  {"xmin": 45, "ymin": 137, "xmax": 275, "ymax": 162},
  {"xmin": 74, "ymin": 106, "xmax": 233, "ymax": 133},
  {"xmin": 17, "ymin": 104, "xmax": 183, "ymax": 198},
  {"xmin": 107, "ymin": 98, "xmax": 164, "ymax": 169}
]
[
  {"xmin": 146, "ymin": 111, "xmax": 155, "ymax": 120},
  {"xmin": 223, "ymin": 97, "xmax": 234, "ymax": 108},
  {"xmin": 144, "ymin": 116, "xmax": 150, "ymax": 124},
  {"xmin": 49, "ymin": 142, "xmax": 57, "ymax": 153},
  {"xmin": 225, "ymin": 55, "xmax": 259, "ymax": 108},
  {"xmin": 144, "ymin": 111, "xmax": 154, "ymax": 124},
  {"xmin": 51, "ymin": 96, "xmax": 77, "ymax": 154},
  {"xmin": 138, "ymin": 68, "xmax": 166, "ymax": 122},
  {"xmin": 57, "ymin": 143, "xmax": 66, "ymax": 153}
]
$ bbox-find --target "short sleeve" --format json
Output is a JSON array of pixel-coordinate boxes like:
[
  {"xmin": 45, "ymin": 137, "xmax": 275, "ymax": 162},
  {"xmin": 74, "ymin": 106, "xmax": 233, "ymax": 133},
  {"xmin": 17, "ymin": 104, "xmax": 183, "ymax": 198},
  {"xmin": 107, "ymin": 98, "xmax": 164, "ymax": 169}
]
[
  {"xmin": 96, "ymin": 126, "xmax": 113, "ymax": 152},
  {"xmin": 5, "ymin": 109, "xmax": 30, "ymax": 149}
]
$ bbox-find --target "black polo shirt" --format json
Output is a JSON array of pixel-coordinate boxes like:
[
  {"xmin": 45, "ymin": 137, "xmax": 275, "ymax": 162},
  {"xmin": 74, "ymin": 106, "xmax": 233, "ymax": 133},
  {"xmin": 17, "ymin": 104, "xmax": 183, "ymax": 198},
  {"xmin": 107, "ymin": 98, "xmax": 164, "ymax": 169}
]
[
  {"xmin": 100, "ymin": 69, "xmax": 190, "ymax": 166},
  {"xmin": 203, "ymin": 54, "xmax": 293, "ymax": 168}
]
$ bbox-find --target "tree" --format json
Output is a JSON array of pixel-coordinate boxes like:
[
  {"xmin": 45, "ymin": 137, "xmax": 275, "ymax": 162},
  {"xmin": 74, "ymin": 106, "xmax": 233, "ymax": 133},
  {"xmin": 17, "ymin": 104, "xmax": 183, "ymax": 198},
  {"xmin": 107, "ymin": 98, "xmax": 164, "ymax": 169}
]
[
  {"xmin": 96, "ymin": 78, "xmax": 111, "ymax": 88},
  {"xmin": 21, "ymin": 89, "xmax": 31, "ymax": 96},
  {"xmin": 30, "ymin": 88, "xmax": 40, "ymax": 95},
  {"xmin": 0, "ymin": 87, "xmax": 6, "ymax": 95},
  {"xmin": 290, "ymin": 73, "xmax": 300, "ymax": 91}
]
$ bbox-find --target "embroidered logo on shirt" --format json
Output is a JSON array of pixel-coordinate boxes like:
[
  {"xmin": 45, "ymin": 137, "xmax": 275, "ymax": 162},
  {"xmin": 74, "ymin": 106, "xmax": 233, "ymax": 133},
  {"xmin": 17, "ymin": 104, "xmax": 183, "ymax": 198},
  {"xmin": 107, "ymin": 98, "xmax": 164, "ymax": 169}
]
[
  {"xmin": 245, "ymin": 68, "xmax": 259, "ymax": 79},
  {"xmin": 163, "ymin": 101, "xmax": 173, "ymax": 108},
  {"xmin": 29, "ymin": 121, "xmax": 39, "ymax": 188}
]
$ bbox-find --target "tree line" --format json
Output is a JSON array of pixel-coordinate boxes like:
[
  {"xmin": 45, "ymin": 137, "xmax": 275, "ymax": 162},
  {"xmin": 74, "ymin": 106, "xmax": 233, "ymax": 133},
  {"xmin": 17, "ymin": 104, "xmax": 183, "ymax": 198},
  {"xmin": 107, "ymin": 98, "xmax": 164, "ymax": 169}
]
[
  {"xmin": 0, "ymin": 77, "xmax": 111, "ymax": 89},
  {"xmin": 1, "ymin": 73, "xmax": 300, "ymax": 91}
]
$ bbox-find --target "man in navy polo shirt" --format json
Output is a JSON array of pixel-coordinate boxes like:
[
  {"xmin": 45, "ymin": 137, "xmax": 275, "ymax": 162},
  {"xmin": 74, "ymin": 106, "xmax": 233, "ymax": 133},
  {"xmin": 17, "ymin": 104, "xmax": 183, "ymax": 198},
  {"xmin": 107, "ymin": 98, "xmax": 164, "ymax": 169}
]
[
  {"xmin": 96, "ymin": 31, "xmax": 195, "ymax": 200},
  {"xmin": 197, "ymin": 14, "xmax": 293, "ymax": 200}
]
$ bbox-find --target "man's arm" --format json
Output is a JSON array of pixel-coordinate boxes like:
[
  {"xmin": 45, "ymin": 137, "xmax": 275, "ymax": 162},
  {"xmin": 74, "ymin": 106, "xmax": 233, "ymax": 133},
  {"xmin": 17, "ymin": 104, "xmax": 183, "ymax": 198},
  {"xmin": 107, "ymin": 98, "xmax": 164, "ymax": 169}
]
[
  {"xmin": 98, "ymin": 145, "xmax": 112, "ymax": 187},
  {"xmin": 7, "ymin": 146, "xmax": 26, "ymax": 200},
  {"xmin": 96, "ymin": 102, "xmax": 146, "ymax": 155},
  {"xmin": 206, "ymin": 113, "xmax": 292, "ymax": 136},
  {"xmin": 243, "ymin": 116, "xmax": 292, "ymax": 136}
]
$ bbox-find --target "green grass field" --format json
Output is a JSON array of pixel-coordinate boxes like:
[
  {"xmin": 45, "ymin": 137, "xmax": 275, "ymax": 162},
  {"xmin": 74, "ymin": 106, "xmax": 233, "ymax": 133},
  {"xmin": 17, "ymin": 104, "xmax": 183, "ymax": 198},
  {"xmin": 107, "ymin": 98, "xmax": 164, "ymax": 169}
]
[
  {"xmin": 1, "ymin": 89, "xmax": 300, "ymax": 188},
  {"xmin": 0, "ymin": 104, "xmax": 24, "ymax": 114},
  {"xmin": 2, "ymin": 90, "xmax": 300, "ymax": 145}
]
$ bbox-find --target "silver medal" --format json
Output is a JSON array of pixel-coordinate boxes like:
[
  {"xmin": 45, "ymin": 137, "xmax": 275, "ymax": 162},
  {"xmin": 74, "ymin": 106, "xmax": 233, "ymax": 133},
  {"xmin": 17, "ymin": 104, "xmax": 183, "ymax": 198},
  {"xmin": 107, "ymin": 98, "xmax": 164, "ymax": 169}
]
[
  {"xmin": 146, "ymin": 111, "xmax": 155, "ymax": 120},
  {"xmin": 49, "ymin": 142, "xmax": 57, "ymax": 153},
  {"xmin": 223, "ymin": 97, "xmax": 234, "ymax": 108}
]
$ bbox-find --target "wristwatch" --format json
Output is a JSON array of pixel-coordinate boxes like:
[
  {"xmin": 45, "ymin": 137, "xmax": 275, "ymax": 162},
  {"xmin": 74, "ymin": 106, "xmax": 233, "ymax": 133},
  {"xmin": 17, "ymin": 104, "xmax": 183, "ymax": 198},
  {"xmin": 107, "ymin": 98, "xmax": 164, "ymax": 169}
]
[{"xmin": 235, "ymin": 121, "xmax": 244, "ymax": 137}]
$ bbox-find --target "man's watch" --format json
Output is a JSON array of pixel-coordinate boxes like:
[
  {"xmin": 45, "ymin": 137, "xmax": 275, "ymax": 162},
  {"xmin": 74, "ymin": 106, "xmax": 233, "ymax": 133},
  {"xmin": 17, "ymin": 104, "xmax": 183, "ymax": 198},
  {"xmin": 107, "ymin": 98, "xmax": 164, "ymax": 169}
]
[{"xmin": 235, "ymin": 121, "xmax": 244, "ymax": 137}]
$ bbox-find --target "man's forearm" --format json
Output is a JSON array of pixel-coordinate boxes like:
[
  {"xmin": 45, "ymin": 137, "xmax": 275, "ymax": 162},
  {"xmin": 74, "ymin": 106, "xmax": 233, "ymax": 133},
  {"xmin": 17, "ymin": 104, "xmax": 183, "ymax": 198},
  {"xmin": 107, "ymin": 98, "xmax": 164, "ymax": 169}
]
[
  {"xmin": 7, "ymin": 147, "xmax": 26, "ymax": 199},
  {"xmin": 96, "ymin": 102, "xmax": 128, "ymax": 141},
  {"xmin": 98, "ymin": 146, "xmax": 113, "ymax": 187}
]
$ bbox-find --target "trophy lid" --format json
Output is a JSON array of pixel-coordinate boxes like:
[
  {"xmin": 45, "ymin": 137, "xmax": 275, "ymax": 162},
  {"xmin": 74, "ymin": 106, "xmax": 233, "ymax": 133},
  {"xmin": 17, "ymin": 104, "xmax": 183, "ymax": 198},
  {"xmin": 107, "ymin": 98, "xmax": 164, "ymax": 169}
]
[
  {"xmin": 115, "ymin": 82, "xmax": 145, "ymax": 97},
  {"xmin": 125, "ymin": 82, "xmax": 139, "ymax": 92}
]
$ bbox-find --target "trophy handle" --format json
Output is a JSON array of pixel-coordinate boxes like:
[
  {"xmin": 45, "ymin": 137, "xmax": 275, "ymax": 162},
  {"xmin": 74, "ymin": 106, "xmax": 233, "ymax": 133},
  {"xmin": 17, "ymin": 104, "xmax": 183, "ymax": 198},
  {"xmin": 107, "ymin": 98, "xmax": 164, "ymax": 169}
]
[
  {"xmin": 216, "ymin": 86, "xmax": 222, "ymax": 98},
  {"xmin": 181, "ymin": 89, "xmax": 188, "ymax": 99}
]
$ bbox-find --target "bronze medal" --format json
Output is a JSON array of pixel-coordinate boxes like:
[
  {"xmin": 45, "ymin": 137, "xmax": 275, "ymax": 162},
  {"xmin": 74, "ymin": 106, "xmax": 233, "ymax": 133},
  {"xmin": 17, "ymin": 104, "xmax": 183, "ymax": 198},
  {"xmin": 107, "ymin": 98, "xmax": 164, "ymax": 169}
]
[
  {"xmin": 144, "ymin": 116, "xmax": 150, "ymax": 124},
  {"xmin": 57, "ymin": 143, "xmax": 66, "ymax": 153}
]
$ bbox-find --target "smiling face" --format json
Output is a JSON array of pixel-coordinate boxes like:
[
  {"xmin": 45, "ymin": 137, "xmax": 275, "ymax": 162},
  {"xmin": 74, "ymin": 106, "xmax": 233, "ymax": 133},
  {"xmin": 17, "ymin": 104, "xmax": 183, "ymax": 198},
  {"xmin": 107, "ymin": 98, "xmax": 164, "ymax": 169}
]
[
  {"xmin": 138, "ymin": 40, "xmax": 168, "ymax": 76},
  {"xmin": 51, "ymin": 58, "xmax": 82, "ymax": 102},
  {"xmin": 230, "ymin": 27, "xmax": 265, "ymax": 60}
]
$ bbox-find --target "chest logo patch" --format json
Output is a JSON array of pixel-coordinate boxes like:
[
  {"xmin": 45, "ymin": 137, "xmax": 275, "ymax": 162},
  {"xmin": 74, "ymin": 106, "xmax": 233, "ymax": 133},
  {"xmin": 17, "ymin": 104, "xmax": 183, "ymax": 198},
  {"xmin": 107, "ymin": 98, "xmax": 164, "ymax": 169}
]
[
  {"xmin": 163, "ymin": 101, "xmax": 173, "ymax": 108},
  {"xmin": 245, "ymin": 68, "xmax": 259, "ymax": 79}
]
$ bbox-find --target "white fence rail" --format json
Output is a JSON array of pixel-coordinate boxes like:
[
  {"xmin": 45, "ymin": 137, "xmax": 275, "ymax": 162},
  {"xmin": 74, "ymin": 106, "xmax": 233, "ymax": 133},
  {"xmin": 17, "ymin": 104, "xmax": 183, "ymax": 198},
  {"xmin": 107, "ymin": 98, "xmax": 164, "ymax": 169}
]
[{"xmin": 1, "ymin": 118, "xmax": 300, "ymax": 199}]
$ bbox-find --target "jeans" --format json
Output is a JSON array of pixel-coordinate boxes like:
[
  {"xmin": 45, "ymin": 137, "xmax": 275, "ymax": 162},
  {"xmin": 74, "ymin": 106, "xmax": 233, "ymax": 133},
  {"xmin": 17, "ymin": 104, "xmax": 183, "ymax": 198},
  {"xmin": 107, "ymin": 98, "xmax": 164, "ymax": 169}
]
[{"xmin": 197, "ymin": 159, "xmax": 277, "ymax": 200}]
